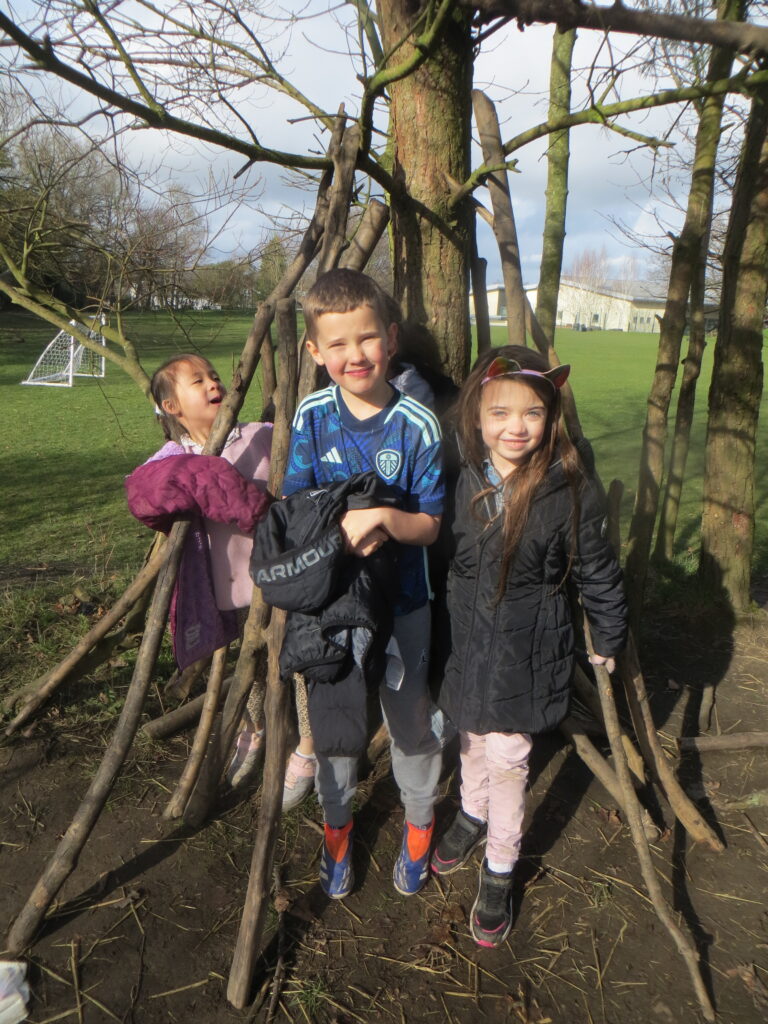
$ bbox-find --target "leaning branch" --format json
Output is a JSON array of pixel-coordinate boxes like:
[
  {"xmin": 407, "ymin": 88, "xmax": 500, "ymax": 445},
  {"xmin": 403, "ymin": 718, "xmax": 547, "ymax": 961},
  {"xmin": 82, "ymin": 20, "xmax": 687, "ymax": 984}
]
[
  {"xmin": 4, "ymin": 539, "xmax": 168, "ymax": 735},
  {"xmin": 585, "ymin": 628, "xmax": 716, "ymax": 1023},
  {"xmin": 5, "ymin": 520, "xmax": 187, "ymax": 955}
]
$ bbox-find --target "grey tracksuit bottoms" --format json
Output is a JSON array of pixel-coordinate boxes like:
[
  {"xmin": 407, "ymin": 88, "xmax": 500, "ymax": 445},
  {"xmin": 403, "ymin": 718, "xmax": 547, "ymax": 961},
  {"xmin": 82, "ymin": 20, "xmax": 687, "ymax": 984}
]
[{"xmin": 316, "ymin": 603, "xmax": 442, "ymax": 828}]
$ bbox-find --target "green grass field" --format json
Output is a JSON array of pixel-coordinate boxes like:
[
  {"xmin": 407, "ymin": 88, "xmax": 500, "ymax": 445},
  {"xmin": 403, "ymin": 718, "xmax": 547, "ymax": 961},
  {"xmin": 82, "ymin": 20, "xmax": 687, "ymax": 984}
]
[
  {"xmin": 1, "ymin": 310, "xmax": 269, "ymax": 580},
  {"xmin": 1, "ymin": 309, "xmax": 766, "ymax": 587}
]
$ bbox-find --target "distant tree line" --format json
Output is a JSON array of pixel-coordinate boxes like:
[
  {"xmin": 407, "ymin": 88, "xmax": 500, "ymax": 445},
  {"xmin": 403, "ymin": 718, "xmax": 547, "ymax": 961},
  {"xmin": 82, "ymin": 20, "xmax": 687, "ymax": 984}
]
[{"xmin": 0, "ymin": 119, "xmax": 290, "ymax": 312}]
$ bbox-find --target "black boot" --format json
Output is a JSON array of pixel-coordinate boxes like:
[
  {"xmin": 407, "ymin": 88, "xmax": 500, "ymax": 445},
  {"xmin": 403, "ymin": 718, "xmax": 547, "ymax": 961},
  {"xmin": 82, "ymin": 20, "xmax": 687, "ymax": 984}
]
[
  {"xmin": 470, "ymin": 858, "xmax": 514, "ymax": 947},
  {"xmin": 430, "ymin": 809, "xmax": 487, "ymax": 876}
]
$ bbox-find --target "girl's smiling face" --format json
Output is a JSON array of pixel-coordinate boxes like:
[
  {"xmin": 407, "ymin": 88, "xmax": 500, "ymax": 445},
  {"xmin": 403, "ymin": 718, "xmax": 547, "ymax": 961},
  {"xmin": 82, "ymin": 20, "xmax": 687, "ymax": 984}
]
[
  {"xmin": 162, "ymin": 358, "xmax": 225, "ymax": 444},
  {"xmin": 479, "ymin": 377, "xmax": 549, "ymax": 479}
]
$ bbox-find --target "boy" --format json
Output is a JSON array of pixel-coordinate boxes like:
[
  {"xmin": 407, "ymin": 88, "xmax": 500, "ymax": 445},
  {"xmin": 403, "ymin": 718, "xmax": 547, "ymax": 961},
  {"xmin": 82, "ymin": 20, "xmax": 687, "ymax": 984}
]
[{"xmin": 282, "ymin": 268, "xmax": 444, "ymax": 899}]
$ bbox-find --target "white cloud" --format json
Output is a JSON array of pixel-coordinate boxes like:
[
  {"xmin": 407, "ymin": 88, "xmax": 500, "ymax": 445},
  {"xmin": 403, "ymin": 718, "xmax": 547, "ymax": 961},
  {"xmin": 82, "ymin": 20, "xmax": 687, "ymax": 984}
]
[{"xmin": 7, "ymin": 2, "xmax": 715, "ymax": 284}]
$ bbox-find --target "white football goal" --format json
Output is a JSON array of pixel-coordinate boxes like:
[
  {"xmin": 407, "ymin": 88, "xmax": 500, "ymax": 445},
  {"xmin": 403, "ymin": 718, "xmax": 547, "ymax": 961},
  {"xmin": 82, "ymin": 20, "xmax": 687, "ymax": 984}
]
[{"xmin": 21, "ymin": 319, "xmax": 107, "ymax": 388}]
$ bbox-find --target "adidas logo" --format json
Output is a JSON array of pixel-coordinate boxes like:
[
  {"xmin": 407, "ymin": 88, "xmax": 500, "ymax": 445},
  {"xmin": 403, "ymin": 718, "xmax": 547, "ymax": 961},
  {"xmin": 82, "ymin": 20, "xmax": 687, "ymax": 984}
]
[{"xmin": 321, "ymin": 446, "xmax": 343, "ymax": 464}]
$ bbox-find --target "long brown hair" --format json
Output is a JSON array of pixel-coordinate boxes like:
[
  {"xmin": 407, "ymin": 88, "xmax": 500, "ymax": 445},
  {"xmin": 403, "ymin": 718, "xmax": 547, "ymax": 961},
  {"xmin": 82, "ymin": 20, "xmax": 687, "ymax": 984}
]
[{"xmin": 455, "ymin": 345, "xmax": 584, "ymax": 597}]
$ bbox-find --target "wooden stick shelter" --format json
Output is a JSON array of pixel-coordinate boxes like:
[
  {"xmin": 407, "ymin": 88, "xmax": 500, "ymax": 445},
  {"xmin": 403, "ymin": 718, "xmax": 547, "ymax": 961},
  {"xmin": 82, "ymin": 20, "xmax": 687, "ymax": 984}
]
[{"xmin": 4, "ymin": 98, "xmax": 727, "ymax": 1021}]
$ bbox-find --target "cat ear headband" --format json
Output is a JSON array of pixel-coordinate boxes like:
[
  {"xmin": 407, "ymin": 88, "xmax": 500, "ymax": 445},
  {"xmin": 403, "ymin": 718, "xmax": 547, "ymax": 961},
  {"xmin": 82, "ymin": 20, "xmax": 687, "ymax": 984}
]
[{"xmin": 481, "ymin": 356, "xmax": 570, "ymax": 390}]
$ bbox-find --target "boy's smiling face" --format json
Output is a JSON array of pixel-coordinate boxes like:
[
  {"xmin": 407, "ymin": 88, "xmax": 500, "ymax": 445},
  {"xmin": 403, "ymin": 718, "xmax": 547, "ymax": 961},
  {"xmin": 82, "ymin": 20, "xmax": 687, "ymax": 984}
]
[{"xmin": 307, "ymin": 304, "xmax": 397, "ymax": 414}]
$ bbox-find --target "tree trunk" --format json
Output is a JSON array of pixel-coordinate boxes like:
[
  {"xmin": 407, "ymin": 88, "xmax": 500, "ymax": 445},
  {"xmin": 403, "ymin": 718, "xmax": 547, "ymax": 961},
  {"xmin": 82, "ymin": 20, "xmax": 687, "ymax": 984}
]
[
  {"xmin": 378, "ymin": 0, "xmax": 473, "ymax": 383},
  {"xmin": 654, "ymin": 244, "xmax": 709, "ymax": 561},
  {"xmin": 535, "ymin": 27, "xmax": 576, "ymax": 345},
  {"xmin": 623, "ymin": 0, "xmax": 741, "ymax": 627},
  {"xmin": 699, "ymin": 92, "xmax": 768, "ymax": 610}
]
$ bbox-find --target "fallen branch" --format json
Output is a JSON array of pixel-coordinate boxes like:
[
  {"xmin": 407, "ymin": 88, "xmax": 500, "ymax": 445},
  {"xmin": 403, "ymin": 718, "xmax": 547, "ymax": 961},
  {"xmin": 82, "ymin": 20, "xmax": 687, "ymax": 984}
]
[
  {"xmin": 572, "ymin": 665, "xmax": 646, "ymax": 786},
  {"xmin": 619, "ymin": 634, "xmax": 724, "ymax": 852},
  {"xmin": 605, "ymin": 480, "xmax": 723, "ymax": 852},
  {"xmin": 716, "ymin": 791, "xmax": 768, "ymax": 810},
  {"xmin": 141, "ymin": 676, "xmax": 234, "ymax": 741},
  {"xmin": 678, "ymin": 731, "xmax": 768, "ymax": 753}
]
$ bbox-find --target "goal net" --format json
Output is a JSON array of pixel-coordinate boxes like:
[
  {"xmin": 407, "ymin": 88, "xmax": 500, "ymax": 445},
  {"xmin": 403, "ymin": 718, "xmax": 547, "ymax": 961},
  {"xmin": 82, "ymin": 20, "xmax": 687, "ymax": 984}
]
[{"xmin": 21, "ymin": 320, "xmax": 107, "ymax": 387}]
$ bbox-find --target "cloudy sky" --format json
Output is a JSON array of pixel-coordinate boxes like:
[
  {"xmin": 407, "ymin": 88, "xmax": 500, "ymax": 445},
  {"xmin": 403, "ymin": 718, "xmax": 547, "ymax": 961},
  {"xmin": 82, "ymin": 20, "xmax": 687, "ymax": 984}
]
[
  {"xmin": 15, "ymin": 0, "xmax": 722, "ymax": 286},
  {"xmin": 170, "ymin": 1, "xmax": 691, "ymax": 287}
]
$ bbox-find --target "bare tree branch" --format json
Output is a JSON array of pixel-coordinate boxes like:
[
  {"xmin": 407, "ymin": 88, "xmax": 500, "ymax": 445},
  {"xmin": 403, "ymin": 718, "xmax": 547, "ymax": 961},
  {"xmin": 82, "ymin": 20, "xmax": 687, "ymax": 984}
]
[{"xmin": 469, "ymin": 0, "xmax": 768, "ymax": 56}]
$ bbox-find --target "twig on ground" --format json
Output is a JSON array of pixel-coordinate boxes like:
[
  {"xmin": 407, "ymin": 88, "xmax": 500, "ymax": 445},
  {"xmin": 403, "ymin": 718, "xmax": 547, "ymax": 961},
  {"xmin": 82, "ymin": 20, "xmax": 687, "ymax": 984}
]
[
  {"xmin": 266, "ymin": 866, "xmax": 288, "ymax": 1024},
  {"xmin": 69, "ymin": 939, "xmax": 83, "ymax": 1024},
  {"xmin": 742, "ymin": 812, "xmax": 768, "ymax": 849}
]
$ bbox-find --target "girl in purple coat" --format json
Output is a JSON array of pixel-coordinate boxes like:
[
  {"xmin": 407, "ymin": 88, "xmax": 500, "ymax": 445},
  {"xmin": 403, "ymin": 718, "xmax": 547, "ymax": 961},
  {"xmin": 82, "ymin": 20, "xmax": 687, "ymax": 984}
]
[{"xmin": 126, "ymin": 354, "xmax": 316, "ymax": 807}]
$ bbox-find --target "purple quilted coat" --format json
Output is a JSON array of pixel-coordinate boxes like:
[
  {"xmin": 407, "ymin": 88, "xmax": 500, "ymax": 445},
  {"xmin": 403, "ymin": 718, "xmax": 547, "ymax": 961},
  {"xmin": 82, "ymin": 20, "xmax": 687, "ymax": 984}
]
[{"xmin": 126, "ymin": 426, "xmax": 272, "ymax": 667}]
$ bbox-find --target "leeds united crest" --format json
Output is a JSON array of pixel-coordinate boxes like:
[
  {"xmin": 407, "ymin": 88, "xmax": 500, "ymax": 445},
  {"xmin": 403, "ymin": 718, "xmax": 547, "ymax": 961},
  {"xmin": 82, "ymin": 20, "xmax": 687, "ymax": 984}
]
[{"xmin": 376, "ymin": 448, "xmax": 401, "ymax": 479}]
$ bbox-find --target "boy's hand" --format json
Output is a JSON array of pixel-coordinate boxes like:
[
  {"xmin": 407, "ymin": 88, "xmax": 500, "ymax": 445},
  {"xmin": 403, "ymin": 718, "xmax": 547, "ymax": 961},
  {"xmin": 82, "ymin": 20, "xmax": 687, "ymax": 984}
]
[
  {"xmin": 341, "ymin": 506, "xmax": 441, "ymax": 554},
  {"xmin": 340, "ymin": 508, "xmax": 388, "ymax": 556},
  {"xmin": 352, "ymin": 527, "xmax": 389, "ymax": 557}
]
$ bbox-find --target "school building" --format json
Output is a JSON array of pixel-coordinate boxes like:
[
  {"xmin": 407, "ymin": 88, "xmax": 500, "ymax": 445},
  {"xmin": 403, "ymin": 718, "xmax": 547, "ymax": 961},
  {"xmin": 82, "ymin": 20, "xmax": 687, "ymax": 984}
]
[{"xmin": 474, "ymin": 279, "xmax": 669, "ymax": 333}]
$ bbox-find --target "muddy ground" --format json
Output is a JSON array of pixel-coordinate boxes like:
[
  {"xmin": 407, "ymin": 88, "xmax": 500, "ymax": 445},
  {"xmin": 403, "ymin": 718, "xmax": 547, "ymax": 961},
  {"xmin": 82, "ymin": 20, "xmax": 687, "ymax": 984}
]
[{"xmin": 2, "ymin": 600, "xmax": 768, "ymax": 1024}]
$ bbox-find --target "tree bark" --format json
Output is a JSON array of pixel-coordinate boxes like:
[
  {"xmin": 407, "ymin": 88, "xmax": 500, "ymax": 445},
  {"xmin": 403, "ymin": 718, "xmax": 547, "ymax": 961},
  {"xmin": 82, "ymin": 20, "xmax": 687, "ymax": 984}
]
[
  {"xmin": 700, "ymin": 91, "xmax": 768, "ymax": 609},
  {"xmin": 535, "ymin": 27, "xmax": 575, "ymax": 346},
  {"xmin": 654, "ymin": 244, "xmax": 709, "ymax": 561},
  {"xmin": 623, "ymin": 0, "xmax": 741, "ymax": 627},
  {"xmin": 378, "ymin": 0, "xmax": 473, "ymax": 383}
]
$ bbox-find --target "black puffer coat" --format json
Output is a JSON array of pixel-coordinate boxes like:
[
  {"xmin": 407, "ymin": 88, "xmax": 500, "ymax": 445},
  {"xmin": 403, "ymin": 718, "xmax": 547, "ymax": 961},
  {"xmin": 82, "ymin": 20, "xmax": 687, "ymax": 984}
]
[
  {"xmin": 250, "ymin": 472, "xmax": 400, "ymax": 686},
  {"xmin": 438, "ymin": 443, "xmax": 627, "ymax": 736}
]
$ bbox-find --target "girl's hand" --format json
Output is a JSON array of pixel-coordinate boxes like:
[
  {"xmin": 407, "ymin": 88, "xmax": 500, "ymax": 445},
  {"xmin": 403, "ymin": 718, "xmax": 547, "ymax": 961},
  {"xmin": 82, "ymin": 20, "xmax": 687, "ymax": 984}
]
[{"xmin": 589, "ymin": 653, "xmax": 616, "ymax": 674}]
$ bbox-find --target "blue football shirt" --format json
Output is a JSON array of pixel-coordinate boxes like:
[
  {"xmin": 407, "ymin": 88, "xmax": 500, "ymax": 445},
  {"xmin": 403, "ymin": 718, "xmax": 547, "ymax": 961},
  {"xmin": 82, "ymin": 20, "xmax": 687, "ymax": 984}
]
[{"xmin": 283, "ymin": 384, "xmax": 444, "ymax": 614}]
